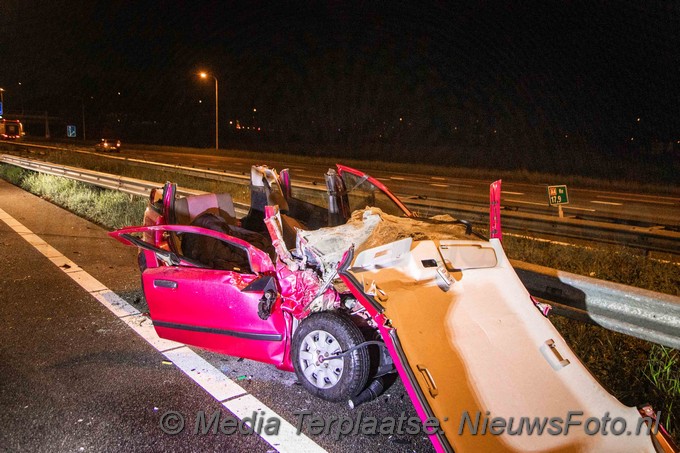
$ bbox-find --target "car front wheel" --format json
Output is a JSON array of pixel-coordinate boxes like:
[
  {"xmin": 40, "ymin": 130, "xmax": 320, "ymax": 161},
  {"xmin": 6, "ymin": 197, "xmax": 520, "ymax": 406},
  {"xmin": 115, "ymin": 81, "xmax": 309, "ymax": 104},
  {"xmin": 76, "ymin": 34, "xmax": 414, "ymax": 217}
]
[{"xmin": 292, "ymin": 312, "xmax": 369, "ymax": 402}]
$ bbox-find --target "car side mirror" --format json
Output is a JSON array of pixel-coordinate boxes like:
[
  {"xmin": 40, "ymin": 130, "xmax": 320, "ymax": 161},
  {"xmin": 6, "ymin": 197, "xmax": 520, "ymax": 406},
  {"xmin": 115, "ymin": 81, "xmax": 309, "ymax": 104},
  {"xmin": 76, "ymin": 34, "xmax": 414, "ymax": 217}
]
[{"xmin": 242, "ymin": 275, "xmax": 279, "ymax": 320}]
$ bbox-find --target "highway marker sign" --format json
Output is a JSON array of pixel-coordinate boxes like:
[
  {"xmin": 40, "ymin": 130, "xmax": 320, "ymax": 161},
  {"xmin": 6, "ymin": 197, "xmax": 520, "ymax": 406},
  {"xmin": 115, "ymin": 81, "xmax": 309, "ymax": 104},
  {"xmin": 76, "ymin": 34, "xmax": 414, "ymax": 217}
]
[
  {"xmin": 67, "ymin": 125, "xmax": 76, "ymax": 138},
  {"xmin": 547, "ymin": 185, "xmax": 569, "ymax": 218},
  {"xmin": 547, "ymin": 185, "xmax": 569, "ymax": 206}
]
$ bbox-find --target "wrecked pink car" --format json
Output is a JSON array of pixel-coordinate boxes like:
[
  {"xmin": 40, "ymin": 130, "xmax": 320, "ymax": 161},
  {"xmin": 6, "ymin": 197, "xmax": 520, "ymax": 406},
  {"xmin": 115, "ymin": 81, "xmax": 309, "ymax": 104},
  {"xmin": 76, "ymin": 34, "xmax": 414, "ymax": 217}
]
[{"xmin": 111, "ymin": 165, "xmax": 675, "ymax": 452}]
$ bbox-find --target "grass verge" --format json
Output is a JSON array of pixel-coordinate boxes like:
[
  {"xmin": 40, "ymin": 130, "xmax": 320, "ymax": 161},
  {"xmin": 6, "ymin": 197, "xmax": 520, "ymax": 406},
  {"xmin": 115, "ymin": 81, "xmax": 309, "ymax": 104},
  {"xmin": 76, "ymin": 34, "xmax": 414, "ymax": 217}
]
[
  {"xmin": 0, "ymin": 164, "xmax": 147, "ymax": 230},
  {"xmin": 502, "ymin": 234, "xmax": 679, "ymax": 296},
  {"xmin": 3, "ymin": 147, "xmax": 252, "ymax": 205}
]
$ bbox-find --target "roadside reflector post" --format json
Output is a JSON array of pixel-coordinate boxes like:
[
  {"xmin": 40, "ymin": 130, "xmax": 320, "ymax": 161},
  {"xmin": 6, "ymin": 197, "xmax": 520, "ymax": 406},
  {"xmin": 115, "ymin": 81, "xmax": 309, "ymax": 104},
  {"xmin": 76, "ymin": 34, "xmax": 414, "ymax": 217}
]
[
  {"xmin": 490, "ymin": 180, "xmax": 502, "ymax": 240},
  {"xmin": 547, "ymin": 185, "xmax": 569, "ymax": 218}
]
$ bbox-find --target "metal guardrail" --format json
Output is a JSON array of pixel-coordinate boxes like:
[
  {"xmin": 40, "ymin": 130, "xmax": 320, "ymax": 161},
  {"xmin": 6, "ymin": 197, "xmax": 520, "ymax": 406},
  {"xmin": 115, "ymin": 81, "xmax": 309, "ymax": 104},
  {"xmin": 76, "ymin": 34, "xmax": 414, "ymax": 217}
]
[
  {"xmin": 5, "ymin": 140, "xmax": 680, "ymax": 254},
  {"xmin": 0, "ymin": 154, "xmax": 251, "ymax": 215},
  {"xmin": 513, "ymin": 260, "xmax": 680, "ymax": 350},
  {"xmin": 407, "ymin": 198, "xmax": 680, "ymax": 255},
  {"xmin": 2, "ymin": 153, "xmax": 679, "ymax": 349},
  {"xmin": 1, "ymin": 154, "xmax": 197, "ymax": 196}
]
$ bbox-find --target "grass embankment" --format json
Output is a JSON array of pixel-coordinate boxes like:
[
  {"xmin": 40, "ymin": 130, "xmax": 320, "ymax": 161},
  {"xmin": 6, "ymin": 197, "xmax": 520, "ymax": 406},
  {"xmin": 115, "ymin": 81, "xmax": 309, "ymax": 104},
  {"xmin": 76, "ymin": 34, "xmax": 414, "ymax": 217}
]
[
  {"xmin": 4, "ymin": 146, "xmax": 252, "ymax": 205},
  {"xmin": 503, "ymin": 235, "xmax": 679, "ymax": 296},
  {"xmin": 0, "ymin": 159, "xmax": 678, "ymax": 442},
  {"xmin": 0, "ymin": 164, "xmax": 146, "ymax": 230}
]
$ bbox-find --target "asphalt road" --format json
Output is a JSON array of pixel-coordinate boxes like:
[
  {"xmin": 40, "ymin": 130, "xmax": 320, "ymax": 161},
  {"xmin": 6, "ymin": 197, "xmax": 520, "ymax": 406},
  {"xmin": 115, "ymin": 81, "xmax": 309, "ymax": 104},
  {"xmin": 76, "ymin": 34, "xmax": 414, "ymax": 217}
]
[
  {"xmin": 0, "ymin": 179, "xmax": 433, "ymax": 452},
  {"xmin": 123, "ymin": 147, "xmax": 680, "ymax": 229}
]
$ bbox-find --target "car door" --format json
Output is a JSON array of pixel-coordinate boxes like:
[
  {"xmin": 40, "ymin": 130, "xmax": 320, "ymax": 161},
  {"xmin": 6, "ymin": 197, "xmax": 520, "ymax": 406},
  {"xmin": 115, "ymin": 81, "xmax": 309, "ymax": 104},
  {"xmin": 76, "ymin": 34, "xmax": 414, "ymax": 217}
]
[
  {"xmin": 336, "ymin": 164, "xmax": 413, "ymax": 217},
  {"xmin": 111, "ymin": 224, "xmax": 288, "ymax": 367}
]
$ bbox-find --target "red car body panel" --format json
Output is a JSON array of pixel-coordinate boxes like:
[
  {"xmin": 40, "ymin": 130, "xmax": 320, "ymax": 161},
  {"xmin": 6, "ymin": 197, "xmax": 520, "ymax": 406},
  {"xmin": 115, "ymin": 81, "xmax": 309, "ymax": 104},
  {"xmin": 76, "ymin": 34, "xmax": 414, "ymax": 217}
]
[
  {"xmin": 142, "ymin": 266, "xmax": 288, "ymax": 367},
  {"xmin": 112, "ymin": 223, "xmax": 299, "ymax": 371}
]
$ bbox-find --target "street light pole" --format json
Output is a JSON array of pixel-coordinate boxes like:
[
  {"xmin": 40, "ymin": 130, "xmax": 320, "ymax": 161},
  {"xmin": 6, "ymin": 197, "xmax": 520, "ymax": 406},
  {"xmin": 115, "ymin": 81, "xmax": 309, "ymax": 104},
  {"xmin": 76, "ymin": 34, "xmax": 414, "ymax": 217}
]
[
  {"xmin": 199, "ymin": 72, "xmax": 219, "ymax": 151},
  {"xmin": 82, "ymin": 99, "xmax": 86, "ymax": 140},
  {"xmin": 18, "ymin": 82, "xmax": 23, "ymax": 115}
]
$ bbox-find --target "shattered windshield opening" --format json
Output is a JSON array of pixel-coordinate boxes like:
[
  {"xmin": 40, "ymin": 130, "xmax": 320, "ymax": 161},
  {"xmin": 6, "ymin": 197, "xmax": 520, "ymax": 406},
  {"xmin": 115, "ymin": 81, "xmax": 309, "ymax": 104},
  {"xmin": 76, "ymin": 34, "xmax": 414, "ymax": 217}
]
[{"xmin": 341, "ymin": 172, "xmax": 406, "ymax": 217}]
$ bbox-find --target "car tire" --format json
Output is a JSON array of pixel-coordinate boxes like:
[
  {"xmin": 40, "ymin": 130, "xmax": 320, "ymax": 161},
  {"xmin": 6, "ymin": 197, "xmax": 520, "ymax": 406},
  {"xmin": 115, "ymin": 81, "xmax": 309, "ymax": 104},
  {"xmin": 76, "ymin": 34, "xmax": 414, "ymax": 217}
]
[{"xmin": 292, "ymin": 312, "xmax": 369, "ymax": 402}]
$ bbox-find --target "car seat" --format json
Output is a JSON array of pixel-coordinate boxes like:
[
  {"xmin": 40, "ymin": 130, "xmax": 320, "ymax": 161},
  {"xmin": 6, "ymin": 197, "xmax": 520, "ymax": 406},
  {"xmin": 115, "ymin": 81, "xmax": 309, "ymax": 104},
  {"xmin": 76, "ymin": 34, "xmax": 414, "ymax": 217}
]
[{"xmin": 174, "ymin": 193, "xmax": 237, "ymax": 225}]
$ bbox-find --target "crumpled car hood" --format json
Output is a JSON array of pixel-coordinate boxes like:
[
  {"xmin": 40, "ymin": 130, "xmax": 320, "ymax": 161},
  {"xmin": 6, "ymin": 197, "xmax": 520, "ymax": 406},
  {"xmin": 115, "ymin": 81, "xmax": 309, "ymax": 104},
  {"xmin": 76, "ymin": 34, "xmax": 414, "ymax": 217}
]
[{"xmin": 296, "ymin": 207, "xmax": 473, "ymax": 278}]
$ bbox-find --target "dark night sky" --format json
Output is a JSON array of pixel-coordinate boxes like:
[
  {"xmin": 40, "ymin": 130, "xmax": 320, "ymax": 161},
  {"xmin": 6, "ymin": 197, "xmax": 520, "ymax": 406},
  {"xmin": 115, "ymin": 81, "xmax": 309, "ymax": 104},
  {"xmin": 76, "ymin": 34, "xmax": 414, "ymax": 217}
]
[{"xmin": 1, "ymin": 1, "xmax": 679, "ymax": 153}]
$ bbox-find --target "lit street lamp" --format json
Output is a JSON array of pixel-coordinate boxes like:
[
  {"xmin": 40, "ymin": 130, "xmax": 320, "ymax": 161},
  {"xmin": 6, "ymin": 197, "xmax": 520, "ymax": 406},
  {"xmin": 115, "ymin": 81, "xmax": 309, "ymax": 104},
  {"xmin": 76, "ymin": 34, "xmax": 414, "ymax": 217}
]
[
  {"xmin": 18, "ymin": 82, "xmax": 23, "ymax": 115},
  {"xmin": 199, "ymin": 72, "xmax": 219, "ymax": 151}
]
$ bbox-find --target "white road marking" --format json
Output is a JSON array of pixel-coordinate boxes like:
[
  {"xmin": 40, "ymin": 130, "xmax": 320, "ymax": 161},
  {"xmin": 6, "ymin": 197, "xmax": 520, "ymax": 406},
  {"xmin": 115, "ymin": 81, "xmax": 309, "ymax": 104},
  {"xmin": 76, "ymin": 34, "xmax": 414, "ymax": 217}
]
[
  {"xmin": 501, "ymin": 191, "xmax": 525, "ymax": 195},
  {"xmin": 504, "ymin": 199, "xmax": 546, "ymax": 206},
  {"xmin": 0, "ymin": 207, "xmax": 325, "ymax": 453},
  {"xmin": 224, "ymin": 394, "xmax": 318, "ymax": 452},
  {"xmin": 563, "ymin": 206, "xmax": 597, "ymax": 212},
  {"xmin": 430, "ymin": 183, "xmax": 449, "ymax": 188},
  {"xmin": 503, "ymin": 232, "xmax": 583, "ymax": 248},
  {"xmin": 504, "ymin": 199, "xmax": 599, "ymax": 212},
  {"xmin": 590, "ymin": 201, "xmax": 623, "ymax": 206},
  {"xmin": 406, "ymin": 175, "xmax": 474, "ymax": 187},
  {"xmin": 596, "ymin": 194, "xmax": 679, "ymax": 205},
  {"xmin": 163, "ymin": 347, "xmax": 247, "ymax": 402},
  {"xmin": 504, "ymin": 232, "xmax": 680, "ymax": 265}
]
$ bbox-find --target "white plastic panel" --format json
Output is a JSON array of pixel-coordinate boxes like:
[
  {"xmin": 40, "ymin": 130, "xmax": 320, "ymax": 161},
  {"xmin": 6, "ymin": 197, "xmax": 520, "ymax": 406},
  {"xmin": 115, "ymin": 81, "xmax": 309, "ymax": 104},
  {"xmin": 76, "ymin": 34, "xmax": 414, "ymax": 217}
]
[
  {"xmin": 352, "ymin": 237, "xmax": 412, "ymax": 269},
  {"xmin": 438, "ymin": 241, "xmax": 497, "ymax": 270}
]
